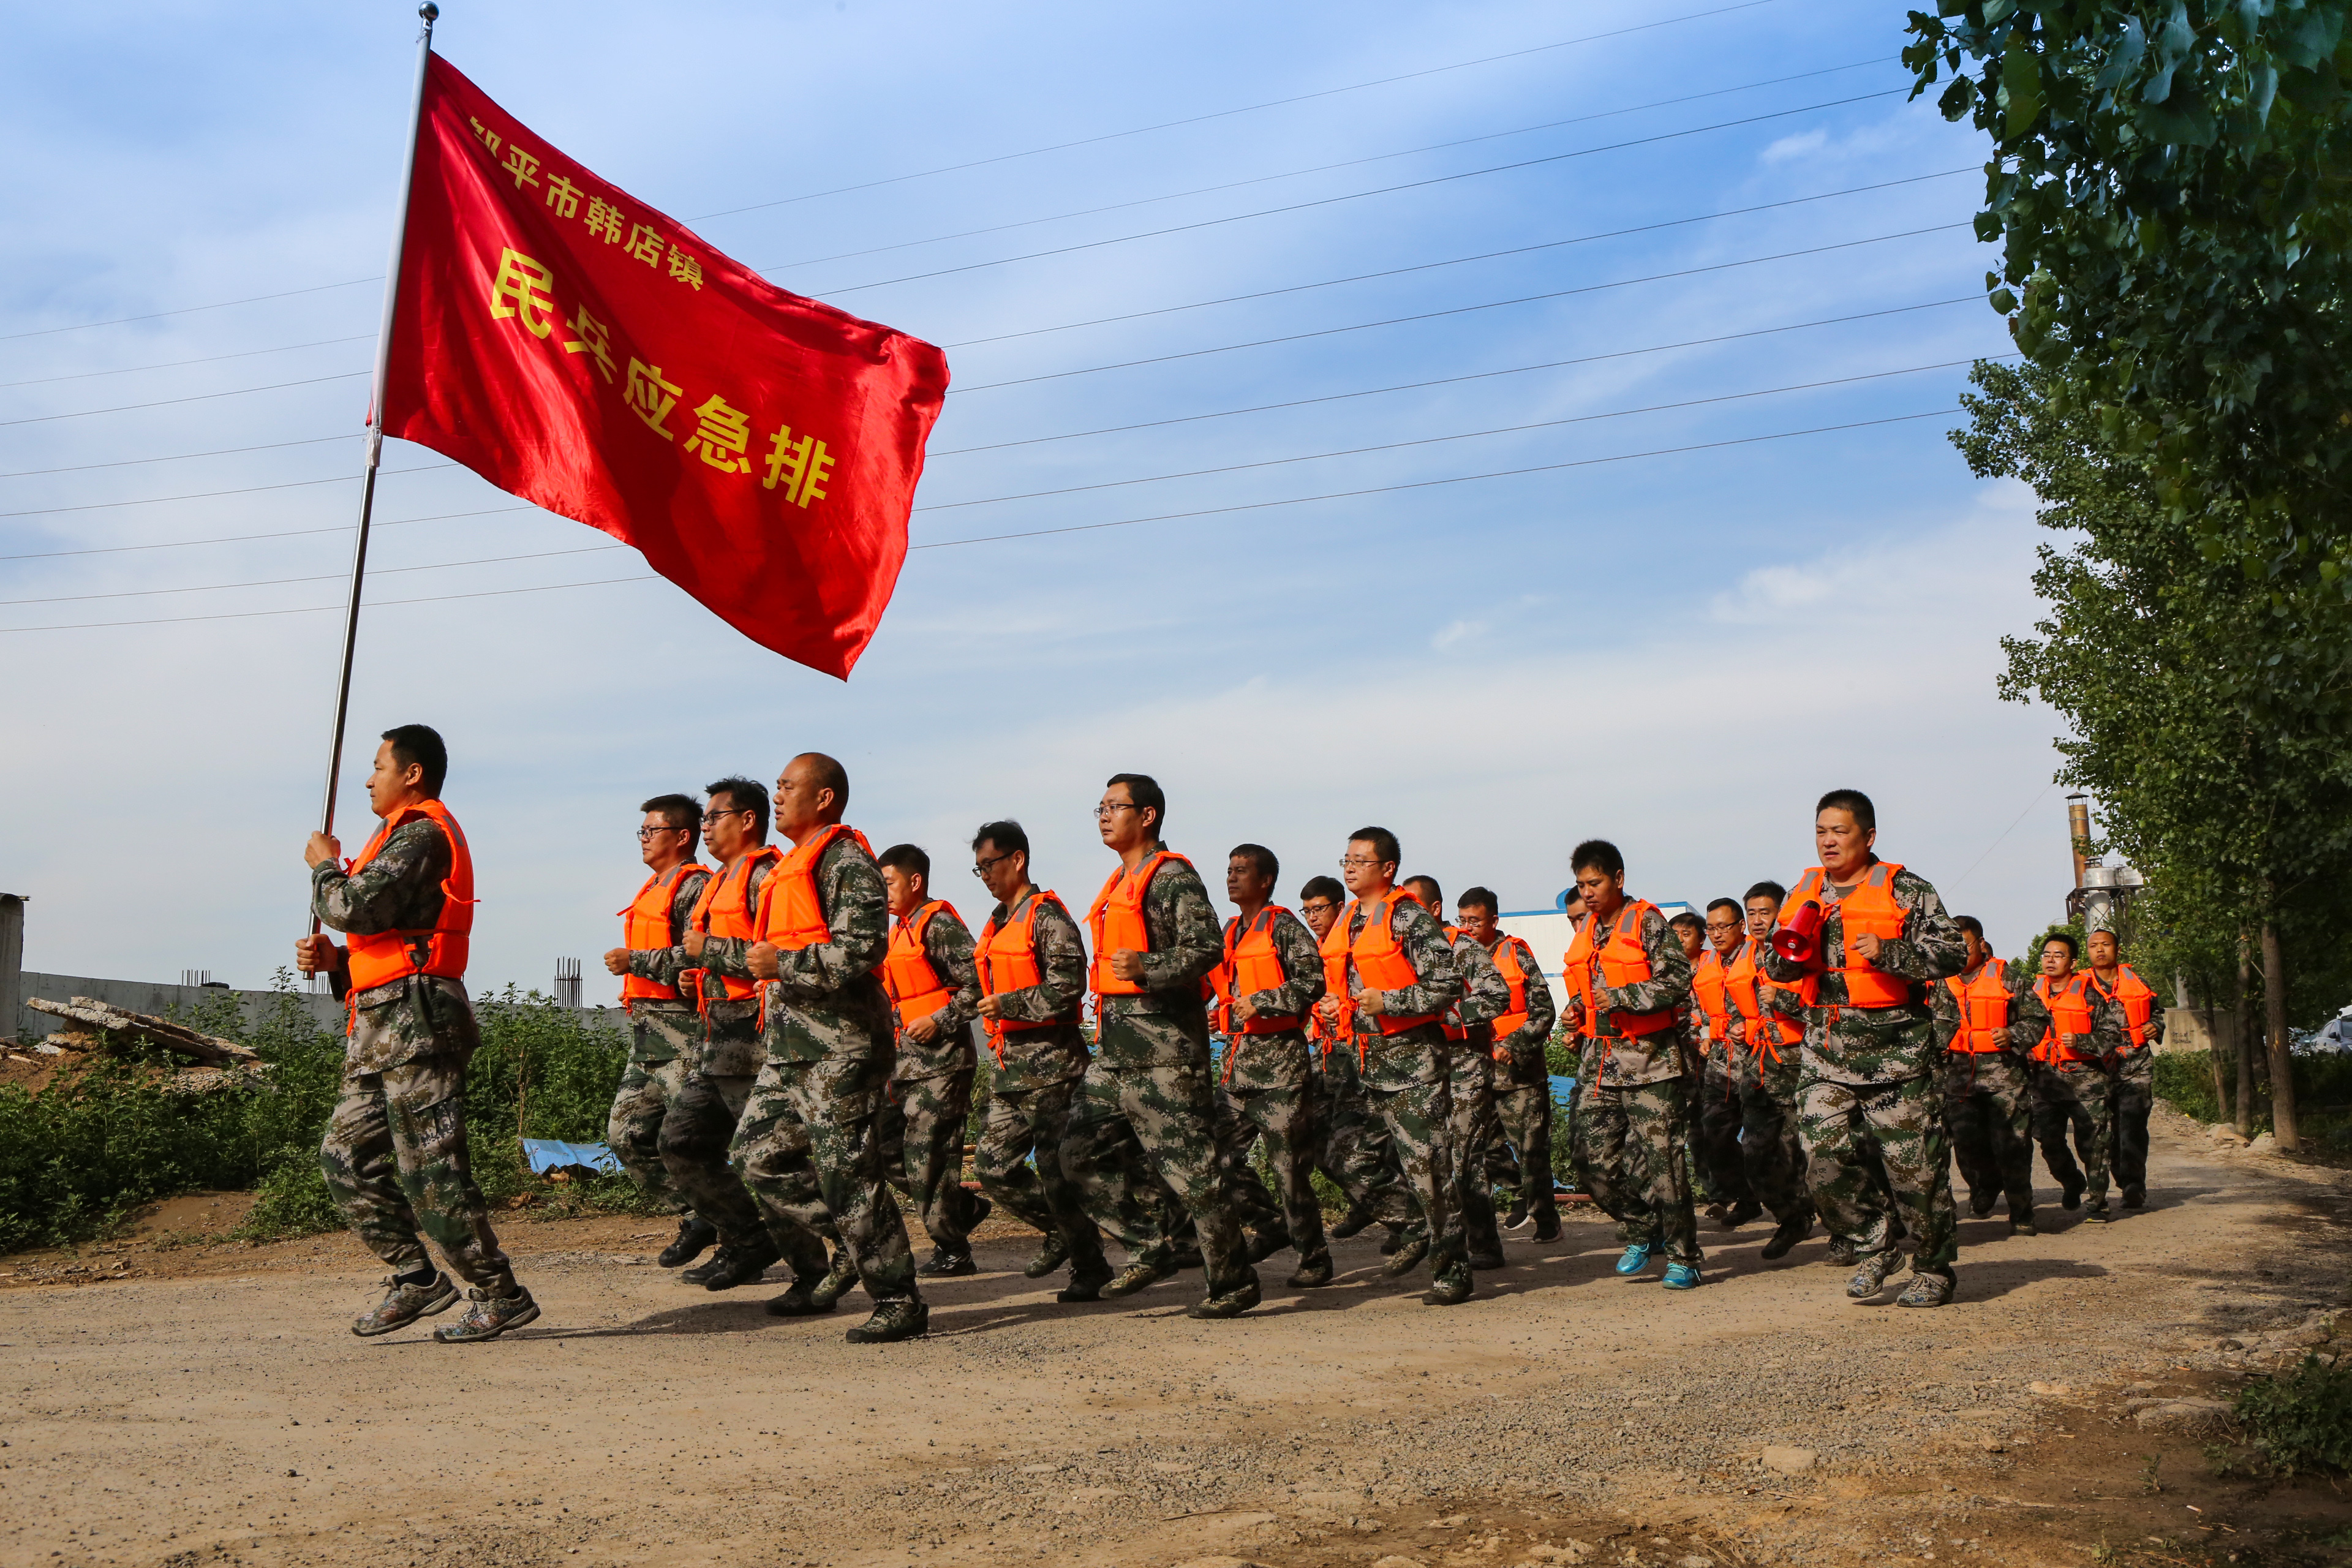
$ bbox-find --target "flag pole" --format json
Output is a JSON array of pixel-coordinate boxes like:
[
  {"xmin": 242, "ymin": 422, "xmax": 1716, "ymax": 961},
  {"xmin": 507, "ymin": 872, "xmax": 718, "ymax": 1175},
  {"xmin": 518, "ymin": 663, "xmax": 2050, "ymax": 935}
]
[{"xmin": 317, "ymin": 0, "xmax": 440, "ymax": 854}]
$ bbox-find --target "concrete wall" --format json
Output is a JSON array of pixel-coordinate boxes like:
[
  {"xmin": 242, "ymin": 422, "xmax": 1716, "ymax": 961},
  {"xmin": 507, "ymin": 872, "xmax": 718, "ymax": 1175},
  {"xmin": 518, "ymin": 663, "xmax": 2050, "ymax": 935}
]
[
  {"xmin": 2163, "ymin": 1005, "xmax": 2237, "ymax": 1058},
  {"xmin": 14, "ymin": 971, "xmax": 347, "ymax": 1042}
]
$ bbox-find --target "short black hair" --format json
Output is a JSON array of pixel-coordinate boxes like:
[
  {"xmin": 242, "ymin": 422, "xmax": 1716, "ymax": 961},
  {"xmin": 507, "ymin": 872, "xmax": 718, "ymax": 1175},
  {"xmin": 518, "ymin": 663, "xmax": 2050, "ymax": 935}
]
[
  {"xmin": 1228, "ymin": 843, "xmax": 1278, "ymax": 883},
  {"xmin": 1954, "ymin": 914, "xmax": 1985, "ymax": 941},
  {"xmin": 1298, "ymin": 874, "xmax": 1344, "ymax": 905},
  {"xmin": 973, "ymin": 819, "xmax": 1028, "ymax": 858},
  {"xmin": 878, "ymin": 843, "xmax": 930, "ymax": 881},
  {"xmin": 796, "ymin": 751, "xmax": 850, "ymax": 811},
  {"xmin": 1706, "ymin": 897, "xmax": 1741, "ymax": 919},
  {"xmin": 706, "ymin": 775, "xmax": 770, "ymax": 842},
  {"xmin": 1745, "ymin": 880, "xmax": 1788, "ymax": 908},
  {"xmin": 1349, "ymin": 826, "xmax": 1401, "ymax": 866},
  {"xmin": 382, "ymin": 724, "xmax": 448, "ymax": 796},
  {"xmin": 640, "ymin": 793, "xmax": 699, "ymax": 832},
  {"xmin": 1106, "ymin": 772, "xmax": 1165, "ymax": 834},
  {"xmin": 2043, "ymin": 930, "xmax": 2079, "ymax": 960},
  {"xmin": 1669, "ymin": 910, "xmax": 1703, "ymax": 933},
  {"xmin": 1458, "ymin": 886, "xmax": 1499, "ymax": 916},
  {"xmin": 1404, "ymin": 875, "xmax": 1442, "ymax": 911},
  {"xmin": 1817, "ymin": 788, "xmax": 1876, "ymax": 835},
  {"xmin": 1570, "ymin": 839, "xmax": 1623, "ymax": 878}
]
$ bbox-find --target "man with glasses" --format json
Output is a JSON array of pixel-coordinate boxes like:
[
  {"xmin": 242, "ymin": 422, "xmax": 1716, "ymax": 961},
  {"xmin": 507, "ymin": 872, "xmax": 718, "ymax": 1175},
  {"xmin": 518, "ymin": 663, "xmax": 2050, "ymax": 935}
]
[
  {"xmin": 1299, "ymin": 876, "xmax": 1414, "ymax": 1250},
  {"xmin": 601, "ymin": 793, "xmax": 717, "ymax": 1270},
  {"xmin": 1458, "ymin": 888, "xmax": 1560, "ymax": 1242},
  {"xmin": 1062, "ymin": 774, "xmax": 1259, "ymax": 1317},
  {"xmin": 969, "ymin": 820, "xmax": 1119, "ymax": 1302},
  {"xmin": 1314, "ymin": 828, "xmax": 1476, "ymax": 1305},
  {"xmin": 669, "ymin": 777, "xmax": 797, "ymax": 1295}
]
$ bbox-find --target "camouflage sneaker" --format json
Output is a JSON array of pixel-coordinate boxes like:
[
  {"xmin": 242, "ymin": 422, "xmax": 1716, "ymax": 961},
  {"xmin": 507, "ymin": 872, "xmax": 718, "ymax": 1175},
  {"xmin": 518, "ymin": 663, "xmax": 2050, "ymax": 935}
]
[
  {"xmin": 1845, "ymin": 1248, "xmax": 1902, "ymax": 1301},
  {"xmin": 656, "ymin": 1215, "xmax": 717, "ymax": 1268},
  {"xmin": 350, "ymin": 1271, "xmax": 457, "ymax": 1338},
  {"xmin": 431, "ymin": 1283, "xmax": 540, "ymax": 1343},
  {"xmin": 1381, "ymin": 1234, "xmax": 1431, "ymax": 1278},
  {"xmin": 918, "ymin": 1246, "xmax": 977, "ymax": 1278},
  {"xmin": 1286, "ymin": 1254, "xmax": 1333, "ymax": 1289},
  {"xmin": 764, "ymin": 1280, "xmax": 835, "ymax": 1317},
  {"xmin": 1022, "ymin": 1231, "xmax": 1069, "ymax": 1280},
  {"xmin": 1422, "ymin": 1268, "xmax": 1474, "ymax": 1306},
  {"xmin": 845, "ymin": 1297, "xmax": 930, "ymax": 1344},
  {"xmin": 807, "ymin": 1247, "xmax": 860, "ymax": 1310},
  {"xmin": 1099, "ymin": 1259, "xmax": 1172, "ymax": 1299},
  {"xmin": 1896, "ymin": 1269, "xmax": 1956, "ymax": 1308},
  {"xmin": 1186, "ymin": 1272, "xmax": 1262, "ymax": 1320}
]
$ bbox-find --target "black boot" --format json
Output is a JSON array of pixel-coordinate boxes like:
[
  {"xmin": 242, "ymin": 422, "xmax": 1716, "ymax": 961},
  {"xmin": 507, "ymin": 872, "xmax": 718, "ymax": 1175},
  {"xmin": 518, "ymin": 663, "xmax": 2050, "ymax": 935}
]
[
  {"xmin": 657, "ymin": 1215, "xmax": 717, "ymax": 1268},
  {"xmin": 693, "ymin": 1236, "xmax": 782, "ymax": 1292},
  {"xmin": 1329, "ymin": 1203, "xmax": 1376, "ymax": 1240}
]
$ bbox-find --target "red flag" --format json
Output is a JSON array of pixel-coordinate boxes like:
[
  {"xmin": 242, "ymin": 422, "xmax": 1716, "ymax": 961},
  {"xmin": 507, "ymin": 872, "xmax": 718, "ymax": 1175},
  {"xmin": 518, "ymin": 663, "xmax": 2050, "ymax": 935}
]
[{"xmin": 379, "ymin": 55, "xmax": 948, "ymax": 679}]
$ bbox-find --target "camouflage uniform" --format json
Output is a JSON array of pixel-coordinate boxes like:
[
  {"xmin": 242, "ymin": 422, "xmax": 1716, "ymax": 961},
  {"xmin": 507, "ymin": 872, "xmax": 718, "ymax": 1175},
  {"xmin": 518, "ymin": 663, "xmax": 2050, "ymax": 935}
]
[
  {"xmin": 2091, "ymin": 970, "xmax": 2165, "ymax": 1202},
  {"xmin": 971, "ymin": 890, "xmax": 1112, "ymax": 1278},
  {"xmin": 1333, "ymin": 892, "xmax": 1469, "ymax": 1291},
  {"xmin": 2028, "ymin": 979, "xmax": 2129, "ymax": 1216},
  {"xmin": 1314, "ymin": 1028, "xmax": 1414, "ymax": 1227},
  {"xmin": 1732, "ymin": 960, "xmax": 1815, "ymax": 1229},
  {"xmin": 1439, "ymin": 926, "xmax": 1513, "ymax": 1261},
  {"xmin": 875, "ymin": 903, "xmax": 988, "ymax": 1253},
  {"xmin": 1215, "ymin": 906, "xmax": 1330, "ymax": 1272},
  {"xmin": 312, "ymin": 817, "xmax": 513, "ymax": 1291},
  {"xmin": 1060, "ymin": 847, "xmax": 1252, "ymax": 1297},
  {"xmin": 1564, "ymin": 904, "xmax": 1701, "ymax": 1267},
  {"xmin": 1481, "ymin": 935, "xmax": 1560, "ymax": 1229},
  {"xmin": 660, "ymin": 854, "xmax": 782, "ymax": 1255},
  {"xmin": 718, "ymin": 831, "xmax": 916, "ymax": 1303},
  {"xmin": 1929, "ymin": 960, "xmax": 2049, "ymax": 1223},
  {"xmin": 1761, "ymin": 864, "xmax": 1967, "ymax": 1275},
  {"xmin": 1687, "ymin": 972, "xmax": 1755, "ymax": 1212},
  {"xmin": 608, "ymin": 865, "xmax": 714, "ymax": 1215}
]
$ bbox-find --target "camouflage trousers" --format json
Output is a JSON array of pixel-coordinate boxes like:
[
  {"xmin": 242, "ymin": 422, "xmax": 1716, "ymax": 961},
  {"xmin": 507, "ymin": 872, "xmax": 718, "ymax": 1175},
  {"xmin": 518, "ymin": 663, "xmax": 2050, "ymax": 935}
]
[
  {"xmin": 1942, "ymin": 1050, "xmax": 2036, "ymax": 1221},
  {"xmin": 1194, "ymin": 1084, "xmax": 1284, "ymax": 1243},
  {"xmin": 1736, "ymin": 1049, "xmax": 1814, "ymax": 1227},
  {"xmin": 2032, "ymin": 1061, "xmax": 2114, "ymax": 1216},
  {"xmin": 1063, "ymin": 1051, "xmax": 1250, "ymax": 1295},
  {"xmin": 657, "ymin": 1069, "xmax": 767, "ymax": 1249},
  {"xmin": 973, "ymin": 1073, "xmax": 1110, "ymax": 1275},
  {"xmin": 607, "ymin": 1054, "xmax": 693, "ymax": 1215},
  {"xmin": 1799, "ymin": 1074, "xmax": 1958, "ymax": 1272},
  {"xmin": 1570, "ymin": 1076, "xmax": 1702, "ymax": 1265},
  {"xmin": 1485, "ymin": 1075, "xmax": 1558, "ymax": 1228},
  {"xmin": 1360, "ymin": 1044, "xmax": 1468, "ymax": 1286},
  {"xmin": 1317, "ymin": 1049, "xmax": 1413, "ymax": 1229},
  {"xmin": 732, "ymin": 1054, "xmax": 918, "ymax": 1302},
  {"xmin": 320, "ymin": 1054, "xmax": 512, "ymax": 1289},
  {"xmin": 1222, "ymin": 1076, "xmax": 1330, "ymax": 1268},
  {"xmin": 1444, "ymin": 1048, "xmax": 1504, "ymax": 1261},
  {"xmin": 2109, "ymin": 1049, "xmax": 2153, "ymax": 1200},
  {"xmin": 877, "ymin": 1068, "xmax": 986, "ymax": 1253},
  {"xmin": 1693, "ymin": 1052, "xmax": 1753, "ymax": 1210}
]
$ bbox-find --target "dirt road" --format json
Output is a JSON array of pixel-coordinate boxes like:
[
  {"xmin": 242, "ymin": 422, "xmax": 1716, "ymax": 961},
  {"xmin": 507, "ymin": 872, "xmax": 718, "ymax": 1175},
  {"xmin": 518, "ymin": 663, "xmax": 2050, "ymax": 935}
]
[{"xmin": 2, "ymin": 1104, "xmax": 2346, "ymax": 1568}]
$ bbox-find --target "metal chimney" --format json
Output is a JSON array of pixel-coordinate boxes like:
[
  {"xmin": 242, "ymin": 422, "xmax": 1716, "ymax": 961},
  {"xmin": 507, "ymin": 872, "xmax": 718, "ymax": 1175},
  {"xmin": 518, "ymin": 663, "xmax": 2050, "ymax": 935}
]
[
  {"xmin": 2065, "ymin": 793, "xmax": 2091, "ymax": 892},
  {"xmin": 553, "ymin": 956, "xmax": 582, "ymax": 1009}
]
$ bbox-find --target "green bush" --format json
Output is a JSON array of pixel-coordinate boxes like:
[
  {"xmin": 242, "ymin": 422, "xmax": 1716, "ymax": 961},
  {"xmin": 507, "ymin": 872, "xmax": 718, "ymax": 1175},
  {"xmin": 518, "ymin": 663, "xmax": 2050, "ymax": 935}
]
[
  {"xmin": 2236, "ymin": 1354, "xmax": 2352, "ymax": 1477},
  {"xmin": 2152, "ymin": 1045, "xmax": 2352, "ymax": 1148}
]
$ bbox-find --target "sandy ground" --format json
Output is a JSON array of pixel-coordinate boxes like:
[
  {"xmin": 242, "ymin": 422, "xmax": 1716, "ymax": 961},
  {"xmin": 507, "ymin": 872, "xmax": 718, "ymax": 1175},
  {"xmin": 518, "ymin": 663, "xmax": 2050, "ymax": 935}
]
[{"xmin": 2, "ymin": 1103, "xmax": 2347, "ymax": 1568}]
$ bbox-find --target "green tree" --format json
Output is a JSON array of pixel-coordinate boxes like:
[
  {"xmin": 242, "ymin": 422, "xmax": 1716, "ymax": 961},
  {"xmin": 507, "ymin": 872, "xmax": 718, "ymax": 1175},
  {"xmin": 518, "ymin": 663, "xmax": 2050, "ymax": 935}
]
[{"xmin": 1956, "ymin": 358, "xmax": 2352, "ymax": 1150}]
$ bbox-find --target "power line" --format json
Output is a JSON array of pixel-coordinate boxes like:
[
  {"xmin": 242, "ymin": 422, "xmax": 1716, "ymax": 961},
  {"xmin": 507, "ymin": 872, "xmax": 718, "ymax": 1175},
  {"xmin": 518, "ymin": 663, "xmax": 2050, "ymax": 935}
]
[
  {"xmin": 0, "ymin": 574, "xmax": 655, "ymax": 633},
  {"xmin": 0, "ymin": 543, "xmax": 628, "ymax": 607},
  {"xmin": 694, "ymin": 0, "xmax": 1789, "ymax": 220},
  {"xmin": 949, "ymin": 222, "xmax": 1972, "ymax": 395},
  {"xmin": 0, "ymin": 334, "xmax": 374, "ymax": 390},
  {"xmin": 806, "ymin": 90, "xmax": 1904, "ymax": 296},
  {"xmin": 941, "ymin": 168, "xmax": 1972, "ymax": 352},
  {"xmin": 917, "ymin": 359, "xmax": 2007, "ymax": 513},
  {"xmin": 0, "ymin": 503, "xmax": 535, "ymax": 562},
  {"xmin": 0, "ymin": 371, "xmax": 368, "ymax": 429},
  {"xmin": 0, "ymin": 462, "xmax": 456, "ymax": 522},
  {"xmin": 0, "ymin": 433, "xmax": 356, "ymax": 480},
  {"xmin": 0, "ymin": 278, "xmax": 379, "ymax": 344},
  {"xmin": 775, "ymin": 59, "xmax": 1887, "ymax": 276},
  {"xmin": 930, "ymin": 297, "xmax": 1986, "ymax": 456}
]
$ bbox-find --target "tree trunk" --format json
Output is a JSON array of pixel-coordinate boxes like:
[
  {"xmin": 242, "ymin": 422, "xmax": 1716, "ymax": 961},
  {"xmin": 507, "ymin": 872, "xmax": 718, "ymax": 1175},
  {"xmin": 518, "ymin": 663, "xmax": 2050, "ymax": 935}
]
[
  {"xmin": 2194, "ymin": 976, "xmax": 2229, "ymax": 1125},
  {"xmin": 2234, "ymin": 937, "xmax": 2256, "ymax": 1137},
  {"xmin": 2260, "ymin": 900, "xmax": 2299, "ymax": 1153}
]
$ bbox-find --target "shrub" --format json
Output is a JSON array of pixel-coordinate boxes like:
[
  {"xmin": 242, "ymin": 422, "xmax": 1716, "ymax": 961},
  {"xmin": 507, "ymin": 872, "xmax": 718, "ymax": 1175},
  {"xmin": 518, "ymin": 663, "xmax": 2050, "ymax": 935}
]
[{"xmin": 2236, "ymin": 1354, "xmax": 2352, "ymax": 1477}]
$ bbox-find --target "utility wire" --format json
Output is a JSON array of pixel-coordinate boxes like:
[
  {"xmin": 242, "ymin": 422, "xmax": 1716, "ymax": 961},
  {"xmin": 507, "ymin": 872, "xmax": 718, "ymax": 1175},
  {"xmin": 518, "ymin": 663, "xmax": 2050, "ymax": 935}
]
[
  {"xmin": 806, "ymin": 90, "xmax": 1904, "ymax": 296},
  {"xmin": 0, "ymin": 335, "xmax": 375, "ymax": 389},
  {"xmin": 0, "ymin": 371, "xmax": 368, "ymax": 429},
  {"xmin": 0, "ymin": 543, "xmax": 629, "ymax": 606},
  {"xmin": 0, "ymin": 575, "xmax": 656, "ymax": 633},
  {"xmin": 0, "ymin": 462, "xmax": 456, "ymax": 522},
  {"xmin": 0, "ymin": 503, "xmax": 537, "ymax": 562},
  {"xmin": 0, "ymin": 279, "xmax": 380, "ymax": 344},
  {"xmin": 0, "ymin": 434, "xmax": 357, "ymax": 480}
]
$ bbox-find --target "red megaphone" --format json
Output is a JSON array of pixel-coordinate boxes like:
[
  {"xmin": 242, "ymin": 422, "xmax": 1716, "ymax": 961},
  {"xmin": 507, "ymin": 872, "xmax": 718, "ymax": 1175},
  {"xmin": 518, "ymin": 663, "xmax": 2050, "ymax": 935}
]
[{"xmin": 1770, "ymin": 900, "xmax": 1825, "ymax": 970}]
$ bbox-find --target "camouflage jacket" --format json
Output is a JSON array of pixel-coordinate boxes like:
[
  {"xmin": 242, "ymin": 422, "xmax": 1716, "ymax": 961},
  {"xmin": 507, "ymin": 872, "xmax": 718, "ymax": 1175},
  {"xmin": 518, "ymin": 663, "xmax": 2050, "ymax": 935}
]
[
  {"xmin": 1095, "ymin": 847, "xmax": 1224, "ymax": 1070},
  {"xmin": 755, "ymin": 829, "xmax": 893, "ymax": 1065},
  {"xmin": 1219, "ymin": 904, "xmax": 1325, "ymax": 1092},
  {"xmin": 2089, "ymin": 964, "xmax": 2168, "ymax": 1049},
  {"xmin": 1561, "ymin": 902, "xmax": 1694, "ymax": 1087},
  {"xmin": 981, "ymin": 888, "xmax": 1091, "ymax": 1091},
  {"xmin": 622, "ymin": 863, "xmax": 714, "ymax": 1015},
  {"xmin": 1486, "ymin": 932, "xmax": 1558, "ymax": 1068},
  {"xmin": 1443, "ymin": 925, "xmax": 1513, "ymax": 1041},
  {"xmin": 2027, "ymin": 971, "xmax": 2131, "ymax": 1064},
  {"xmin": 310, "ymin": 816, "xmax": 479, "ymax": 1075},
  {"xmin": 1332, "ymin": 891, "xmax": 1461, "ymax": 1092},
  {"xmin": 1926, "ymin": 957, "xmax": 2051, "ymax": 1057},
  {"xmin": 691, "ymin": 851, "xmax": 778, "ymax": 1077},
  {"xmin": 894, "ymin": 901, "xmax": 981, "ymax": 1082},
  {"xmin": 1760, "ymin": 862, "xmax": 1967, "ymax": 1084}
]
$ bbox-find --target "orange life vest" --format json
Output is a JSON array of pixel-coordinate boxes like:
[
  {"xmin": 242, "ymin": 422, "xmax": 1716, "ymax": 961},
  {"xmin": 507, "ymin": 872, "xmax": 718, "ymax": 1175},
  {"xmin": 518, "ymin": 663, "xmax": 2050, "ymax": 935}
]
[
  {"xmin": 752, "ymin": 824, "xmax": 877, "ymax": 1028},
  {"xmin": 1087, "ymin": 850, "xmax": 1212, "ymax": 1001},
  {"xmin": 975, "ymin": 889, "xmax": 1074, "ymax": 1061},
  {"xmin": 1691, "ymin": 948, "xmax": 1732, "ymax": 1052},
  {"xmin": 687, "ymin": 844, "xmax": 783, "ymax": 1012},
  {"xmin": 1563, "ymin": 900, "xmax": 1676, "ymax": 1039},
  {"xmin": 2034, "ymin": 972, "xmax": 2101, "ymax": 1066},
  {"xmin": 1944, "ymin": 957, "xmax": 2012, "ymax": 1054},
  {"xmin": 1216, "ymin": 907, "xmax": 1301, "ymax": 1036},
  {"xmin": 343, "ymin": 799, "xmax": 477, "ymax": 1004},
  {"xmin": 1489, "ymin": 937, "xmax": 1534, "ymax": 1052},
  {"xmin": 2096, "ymin": 962, "xmax": 2158, "ymax": 1049},
  {"xmin": 881, "ymin": 899, "xmax": 959, "ymax": 1027},
  {"xmin": 1779, "ymin": 862, "xmax": 1915, "ymax": 1010},
  {"xmin": 1724, "ymin": 939, "xmax": 1803, "ymax": 1061},
  {"xmin": 616, "ymin": 862, "xmax": 707, "ymax": 1005},
  {"xmin": 1317, "ymin": 891, "xmax": 1442, "ymax": 1041}
]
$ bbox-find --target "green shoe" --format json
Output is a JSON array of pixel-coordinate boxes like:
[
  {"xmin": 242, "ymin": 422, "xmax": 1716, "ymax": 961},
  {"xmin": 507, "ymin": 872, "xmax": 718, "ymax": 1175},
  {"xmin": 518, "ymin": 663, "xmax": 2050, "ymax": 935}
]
[
  {"xmin": 431, "ymin": 1283, "xmax": 539, "ymax": 1343},
  {"xmin": 351, "ymin": 1270, "xmax": 457, "ymax": 1338}
]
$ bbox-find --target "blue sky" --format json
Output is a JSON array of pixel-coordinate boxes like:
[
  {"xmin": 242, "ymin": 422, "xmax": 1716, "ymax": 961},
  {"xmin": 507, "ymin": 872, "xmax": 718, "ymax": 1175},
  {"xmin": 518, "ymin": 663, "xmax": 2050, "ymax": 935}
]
[{"xmin": 1, "ymin": 1, "xmax": 2093, "ymax": 999}]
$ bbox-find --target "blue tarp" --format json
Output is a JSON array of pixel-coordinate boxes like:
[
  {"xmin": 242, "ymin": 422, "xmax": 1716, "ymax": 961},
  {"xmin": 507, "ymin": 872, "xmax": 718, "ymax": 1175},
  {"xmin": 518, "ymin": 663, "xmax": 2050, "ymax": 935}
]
[
  {"xmin": 1550, "ymin": 1074, "xmax": 1577, "ymax": 1100},
  {"xmin": 522, "ymin": 1138, "xmax": 623, "ymax": 1175}
]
